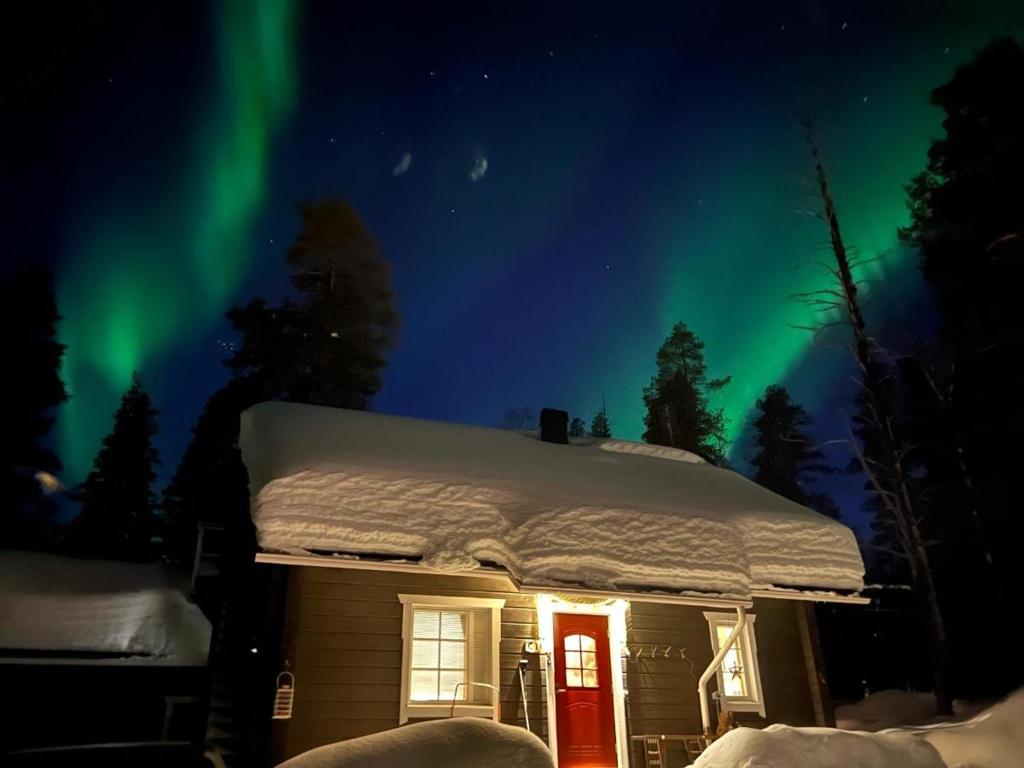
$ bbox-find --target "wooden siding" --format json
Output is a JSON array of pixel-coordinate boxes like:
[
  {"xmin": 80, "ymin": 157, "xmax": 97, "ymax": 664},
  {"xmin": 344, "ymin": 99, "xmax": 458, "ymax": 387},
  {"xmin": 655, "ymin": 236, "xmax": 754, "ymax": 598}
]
[
  {"xmin": 270, "ymin": 567, "xmax": 825, "ymax": 763},
  {"xmin": 271, "ymin": 567, "xmax": 546, "ymax": 761}
]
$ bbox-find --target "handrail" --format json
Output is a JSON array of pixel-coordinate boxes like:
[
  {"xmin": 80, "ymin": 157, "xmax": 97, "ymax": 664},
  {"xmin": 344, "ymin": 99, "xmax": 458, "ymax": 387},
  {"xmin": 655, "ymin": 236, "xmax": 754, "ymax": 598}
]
[{"xmin": 449, "ymin": 681, "xmax": 500, "ymax": 718}]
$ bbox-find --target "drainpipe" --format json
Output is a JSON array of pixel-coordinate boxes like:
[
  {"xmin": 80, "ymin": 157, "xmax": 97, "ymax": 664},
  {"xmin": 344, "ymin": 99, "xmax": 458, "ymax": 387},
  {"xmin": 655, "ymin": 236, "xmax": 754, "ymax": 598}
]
[{"xmin": 698, "ymin": 606, "xmax": 746, "ymax": 736}]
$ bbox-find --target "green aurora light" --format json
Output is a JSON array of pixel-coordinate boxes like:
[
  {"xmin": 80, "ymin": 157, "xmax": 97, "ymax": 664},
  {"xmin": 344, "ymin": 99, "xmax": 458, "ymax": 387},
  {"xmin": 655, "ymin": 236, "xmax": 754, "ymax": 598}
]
[
  {"xmin": 58, "ymin": 0, "xmax": 297, "ymax": 479},
  {"xmin": 589, "ymin": 28, "xmax": 992, "ymax": 456}
]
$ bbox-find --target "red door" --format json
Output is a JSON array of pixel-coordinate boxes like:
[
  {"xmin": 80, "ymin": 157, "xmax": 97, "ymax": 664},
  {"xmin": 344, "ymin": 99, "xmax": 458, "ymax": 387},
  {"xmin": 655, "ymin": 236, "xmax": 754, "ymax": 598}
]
[{"xmin": 553, "ymin": 613, "xmax": 618, "ymax": 767}]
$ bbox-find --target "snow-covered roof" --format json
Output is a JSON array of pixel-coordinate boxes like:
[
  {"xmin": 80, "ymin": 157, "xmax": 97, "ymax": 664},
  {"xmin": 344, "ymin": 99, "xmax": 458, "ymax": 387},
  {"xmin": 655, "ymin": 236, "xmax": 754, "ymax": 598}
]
[
  {"xmin": 0, "ymin": 551, "xmax": 211, "ymax": 665},
  {"xmin": 241, "ymin": 402, "xmax": 864, "ymax": 600}
]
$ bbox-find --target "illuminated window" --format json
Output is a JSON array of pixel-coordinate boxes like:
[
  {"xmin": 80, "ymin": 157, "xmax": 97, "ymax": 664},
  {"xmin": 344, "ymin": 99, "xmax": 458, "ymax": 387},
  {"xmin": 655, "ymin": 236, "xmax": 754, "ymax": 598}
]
[
  {"xmin": 704, "ymin": 612, "xmax": 765, "ymax": 715},
  {"xmin": 563, "ymin": 633, "xmax": 599, "ymax": 688},
  {"xmin": 410, "ymin": 609, "xmax": 468, "ymax": 702},
  {"xmin": 398, "ymin": 594, "xmax": 504, "ymax": 723}
]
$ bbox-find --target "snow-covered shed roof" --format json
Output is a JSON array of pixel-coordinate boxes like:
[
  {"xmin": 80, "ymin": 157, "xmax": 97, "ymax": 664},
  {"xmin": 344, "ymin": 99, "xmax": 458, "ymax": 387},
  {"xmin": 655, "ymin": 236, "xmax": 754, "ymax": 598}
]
[
  {"xmin": 241, "ymin": 401, "xmax": 864, "ymax": 600},
  {"xmin": 0, "ymin": 551, "xmax": 211, "ymax": 665}
]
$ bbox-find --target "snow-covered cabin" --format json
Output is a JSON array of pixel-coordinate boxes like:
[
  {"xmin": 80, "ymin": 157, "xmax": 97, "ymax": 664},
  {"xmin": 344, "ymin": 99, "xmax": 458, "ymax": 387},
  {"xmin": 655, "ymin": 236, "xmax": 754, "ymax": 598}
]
[
  {"xmin": 0, "ymin": 551, "xmax": 211, "ymax": 756},
  {"xmin": 241, "ymin": 401, "xmax": 866, "ymax": 767}
]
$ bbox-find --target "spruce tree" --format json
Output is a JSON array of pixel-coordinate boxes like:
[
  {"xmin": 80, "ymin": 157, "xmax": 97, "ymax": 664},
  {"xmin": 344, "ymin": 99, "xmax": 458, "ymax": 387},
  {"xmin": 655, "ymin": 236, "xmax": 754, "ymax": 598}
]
[
  {"xmin": 589, "ymin": 405, "xmax": 612, "ymax": 438},
  {"xmin": 70, "ymin": 372, "xmax": 160, "ymax": 561},
  {"xmin": 0, "ymin": 266, "xmax": 68, "ymax": 549},
  {"xmin": 750, "ymin": 385, "xmax": 839, "ymax": 519},
  {"xmin": 568, "ymin": 417, "xmax": 587, "ymax": 438},
  {"xmin": 642, "ymin": 322, "xmax": 730, "ymax": 464}
]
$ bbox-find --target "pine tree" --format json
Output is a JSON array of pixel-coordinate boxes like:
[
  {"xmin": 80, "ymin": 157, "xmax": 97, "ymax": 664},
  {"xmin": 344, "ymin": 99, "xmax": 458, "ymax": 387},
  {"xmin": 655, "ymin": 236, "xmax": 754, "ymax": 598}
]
[
  {"xmin": 70, "ymin": 372, "xmax": 160, "ymax": 561},
  {"xmin": 568, "ymin": 417, "xmax": 587, "ymax": 438},
  {"xmin": 642, "ymin": 322, "xmax": 730, "ymax": 464},
  {"xmin": 750, "ymin": 385, "xmax": 839, "ymax": 519},
  {"xmin": 0, "ymin": 266, "xmax": 68, "ymax": 549},
  {"xmin": 589, "ymin": 404, "xmax": 612, "ymax": 438}
]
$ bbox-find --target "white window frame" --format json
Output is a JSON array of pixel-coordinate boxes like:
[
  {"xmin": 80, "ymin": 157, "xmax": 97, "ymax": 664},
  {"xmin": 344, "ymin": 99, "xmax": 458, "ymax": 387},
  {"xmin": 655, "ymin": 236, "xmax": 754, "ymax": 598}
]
[
  {"xmin": 398, "ymin": 594, "xmax": 504, "ymax": 723},
  {"xmin": 703, "ymin": 611, "xmax": 765, "ymax": 716}
]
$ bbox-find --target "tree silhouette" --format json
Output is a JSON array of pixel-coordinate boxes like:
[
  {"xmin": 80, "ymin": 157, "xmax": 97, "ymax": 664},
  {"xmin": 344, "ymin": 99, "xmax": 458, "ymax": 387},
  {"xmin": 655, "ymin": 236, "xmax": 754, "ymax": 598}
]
[
  {"xmin": 70, "ymin": 372, "xmax": 160, "ymax": 561},
  {"xmin": 0, "ymin": 266, "xmax": 67, "ymax": 549},
  {"xmin": 750, "ymin": 385, "xmax": 839, "ymax": 519},
  {"xmin": 642, "ymin": 322, "xmax": 729, "ymax": 464}
]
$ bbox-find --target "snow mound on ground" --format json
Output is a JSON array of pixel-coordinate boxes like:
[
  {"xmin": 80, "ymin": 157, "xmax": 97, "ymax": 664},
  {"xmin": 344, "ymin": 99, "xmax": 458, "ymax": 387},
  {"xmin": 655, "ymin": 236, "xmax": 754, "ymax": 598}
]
[
  {"xmin": 692, "ymin": 724, "xmax": 945, "ymax": 768},
  {"xmin": 0, "ymin": 550, "xmax": 211, "ymax": 664},
  {"xmin": 901, "ymin": 688, "xmax": 1024, "ymax": 768},
  {"xmin": 696, "ymin": 689, "xmax": 1024, "ymax": 768},
  {"xmin": 275, "ymin": 718, "xmax": 554, "ymax": 768},
  {"xmin": 241, "ymin": 402, "xmax": 864, "ymax": 599},
  {"xmin": 836, "ymin": 689, "xmax": 985, "ymax": 732}
]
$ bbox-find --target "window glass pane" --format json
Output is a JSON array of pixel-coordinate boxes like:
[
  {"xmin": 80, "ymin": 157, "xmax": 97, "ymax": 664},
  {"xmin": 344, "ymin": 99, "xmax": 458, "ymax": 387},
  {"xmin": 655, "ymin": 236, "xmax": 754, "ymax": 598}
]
[
  {"xmin": 410, "ymin": 670, "xmax": 438, "ymax": 701},
  {"xmin": 714, "ymin": 622, "xmax": 749, "ymax": 698},
  {"xmin": 580, "ymin": 635, "xmax": 596, "ymax": 652},
  {"xmin": 582, "ymin": 651, "xmax": 597, "ymax": 669},
  {"xmin": 565, "ymin": 650, "xmax": 582, "ymax": 670},
  {"xmin": 440, "ymin": 611, "xmax": 467, "ymax": 640},
  {"xmin": 722, "ymin": 648, "xmax": 747, "ymax": 697},
  {"xmin": 564, "ymin": 634, "xmax": 582, "ymax": 651},
  {"xmin": 583, "ymin": 670, "xmax": 598, "ymax": 688},
  {"xmin": 716, "ymin": 623, "xmax": 742, "ymax": 652},
  {"xmin": 439, "ymin": 670, "xmax": 466, "ymax": 700},
  {"xmin": 413, "ymin": 610, "xmax": 441, "ymax": 639},
  {"xmin": 566, "ymin": 668, "xmax": 583, "ymax": 687},
  {"xmin": 412, "ymin": 638, "xmax": 440, "ymax": 668},
  {"xmin": 440, "ymin": 640, "xmax": 465, "ymax": 669}
]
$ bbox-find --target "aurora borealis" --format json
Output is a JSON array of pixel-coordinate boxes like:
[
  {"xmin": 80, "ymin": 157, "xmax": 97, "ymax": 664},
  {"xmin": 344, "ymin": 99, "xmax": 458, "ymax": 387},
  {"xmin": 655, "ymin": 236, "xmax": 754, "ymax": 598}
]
[
  {"xmin": 56, "ymin": 0, "xmax": 297, "ymax": 476},
  {"xmin": 25, "ymin": 2, "xmax": 1023, "ymax": 505}
]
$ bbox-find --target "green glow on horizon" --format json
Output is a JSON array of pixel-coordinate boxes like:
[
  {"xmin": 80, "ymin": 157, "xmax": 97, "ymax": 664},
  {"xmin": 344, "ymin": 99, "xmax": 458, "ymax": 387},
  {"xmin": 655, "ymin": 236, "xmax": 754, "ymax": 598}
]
[{"xmin": 58, "ymin": 0, "xmax": 297, "ymax": 479}]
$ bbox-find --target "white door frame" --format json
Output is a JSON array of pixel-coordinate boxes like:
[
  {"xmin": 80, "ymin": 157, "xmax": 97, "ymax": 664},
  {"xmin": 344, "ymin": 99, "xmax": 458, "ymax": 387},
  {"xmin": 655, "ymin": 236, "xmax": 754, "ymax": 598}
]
[{"xmin": 535, "ymin": 594, "xmax": 629, "ymax": 768}]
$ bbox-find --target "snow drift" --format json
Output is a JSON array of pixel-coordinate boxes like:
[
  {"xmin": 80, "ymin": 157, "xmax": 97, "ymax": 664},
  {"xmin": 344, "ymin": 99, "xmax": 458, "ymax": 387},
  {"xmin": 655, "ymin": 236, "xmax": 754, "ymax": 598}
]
[
  {"xmin": 0, "ymin": 550, "xmax": 211, "ymax": 664},
  {"xmin": 835, "ymin": 689, "xmax": 987, "ymax": 732},
  {"xmin": 241, "ymin": 402, "xmax": 864, "ymax": 599},
  {"xmin": 698, "ymin": 687, "xmax": 1024, "ymax": 768},
  {"xmin": 693, "ymin": 724, "xmax": 946, "ymax": 768},
  {"xmin": 275, "ymin": 718, "xmax": 554, "ymax": 768},
  {"xmin": 915, "ymin": 687, "xmax": 1024, "ymax": 768}
]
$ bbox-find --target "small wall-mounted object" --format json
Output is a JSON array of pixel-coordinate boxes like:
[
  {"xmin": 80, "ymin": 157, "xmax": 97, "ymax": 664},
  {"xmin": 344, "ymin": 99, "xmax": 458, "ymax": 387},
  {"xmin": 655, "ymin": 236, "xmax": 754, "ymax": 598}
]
[
  {"xmin": 272, "ymin": 670, "xmax": 295, "ymax": 720},
  {"xmin": 523, "ymin": 639, "xmax": 540, "ymax": 654}
]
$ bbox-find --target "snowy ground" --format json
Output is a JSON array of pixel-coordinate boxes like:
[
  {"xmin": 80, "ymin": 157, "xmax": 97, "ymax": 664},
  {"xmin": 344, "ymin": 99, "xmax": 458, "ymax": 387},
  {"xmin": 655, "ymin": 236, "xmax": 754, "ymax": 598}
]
[
  {"xmin": 0, "ymin": 550, "xmax": 211, "ymax": 664},
  {"xmin": 241, "ymin": 402, "xmax": 864, "ymax": 600},
  {"xmin": 696, "ymin": 687, "xmax": 1024, "ymax": 768},
  {"xmin": 836, "ymin": 689, "xmax": 989, "ymax": 732},
  {"xmin": 275, "ymin": 718, "xmax": 553, "ymax": 768}
]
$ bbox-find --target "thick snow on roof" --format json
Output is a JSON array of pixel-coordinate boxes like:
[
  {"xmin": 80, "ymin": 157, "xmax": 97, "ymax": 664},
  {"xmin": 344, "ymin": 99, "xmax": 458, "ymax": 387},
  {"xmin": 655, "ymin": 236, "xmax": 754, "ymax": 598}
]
[
  {"xmin": 241, "ymin": 402, "xmax": 864, "ymax": 599},
  {"xmin": 0, "ymin": 551, "xmax": 211, "ymax": 664}
]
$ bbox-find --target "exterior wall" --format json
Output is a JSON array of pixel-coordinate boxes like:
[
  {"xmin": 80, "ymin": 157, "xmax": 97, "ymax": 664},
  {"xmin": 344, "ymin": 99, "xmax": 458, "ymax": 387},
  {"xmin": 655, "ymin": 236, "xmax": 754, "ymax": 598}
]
[
  {"xmin": 270, "ymin": 566, "xmax": 547, "ymax": 762},
  {"xmin": 270, "ymin": 566, "xmax": 828, "ymax": 764}
]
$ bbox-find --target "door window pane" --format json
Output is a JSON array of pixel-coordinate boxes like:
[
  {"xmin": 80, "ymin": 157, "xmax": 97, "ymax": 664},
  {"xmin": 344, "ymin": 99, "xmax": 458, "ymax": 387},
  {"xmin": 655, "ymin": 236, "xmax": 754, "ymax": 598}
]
[{"xmin": 563, "ymin": 633, "xmax": 599, "ymax": 688}]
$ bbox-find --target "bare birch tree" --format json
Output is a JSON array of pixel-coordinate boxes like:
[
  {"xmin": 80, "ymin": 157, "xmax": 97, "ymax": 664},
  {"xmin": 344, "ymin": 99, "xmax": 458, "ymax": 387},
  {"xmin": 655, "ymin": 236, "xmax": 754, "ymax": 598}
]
[{"xmin": 798, "ymin": 124, "xmax": 952, "ymax": 713}]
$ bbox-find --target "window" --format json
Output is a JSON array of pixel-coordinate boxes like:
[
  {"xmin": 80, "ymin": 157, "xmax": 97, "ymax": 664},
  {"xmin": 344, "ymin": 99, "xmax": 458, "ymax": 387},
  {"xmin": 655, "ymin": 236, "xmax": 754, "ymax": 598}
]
[
  {"xmin": 563, "ymin": 633, "xmax": 599, "ymax": 688},
  {"xmin": 703, "ymin": 612, "xmax": 765, "ymax": 715},
  {"xmin": 410, "ymin": 609, "xmax": 469, "ymax": 702},
  {"xmin": 398, "ymin": 594, "xmax": 504, "ymax": 723}
]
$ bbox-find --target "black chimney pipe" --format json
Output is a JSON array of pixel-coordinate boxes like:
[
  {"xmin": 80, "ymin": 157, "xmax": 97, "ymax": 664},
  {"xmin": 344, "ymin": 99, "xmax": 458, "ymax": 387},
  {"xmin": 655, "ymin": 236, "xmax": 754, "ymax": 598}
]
[{"xmin": 540, "ymin": 408, "xmax": 569, "ymax": 444}]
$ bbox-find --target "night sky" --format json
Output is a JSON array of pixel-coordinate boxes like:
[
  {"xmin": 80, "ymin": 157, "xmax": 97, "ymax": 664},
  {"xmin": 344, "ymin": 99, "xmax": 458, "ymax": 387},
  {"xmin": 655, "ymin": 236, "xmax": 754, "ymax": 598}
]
[{"xmin": 8, "ymin": 1, "xmax": 1022, "ymax": 531}]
